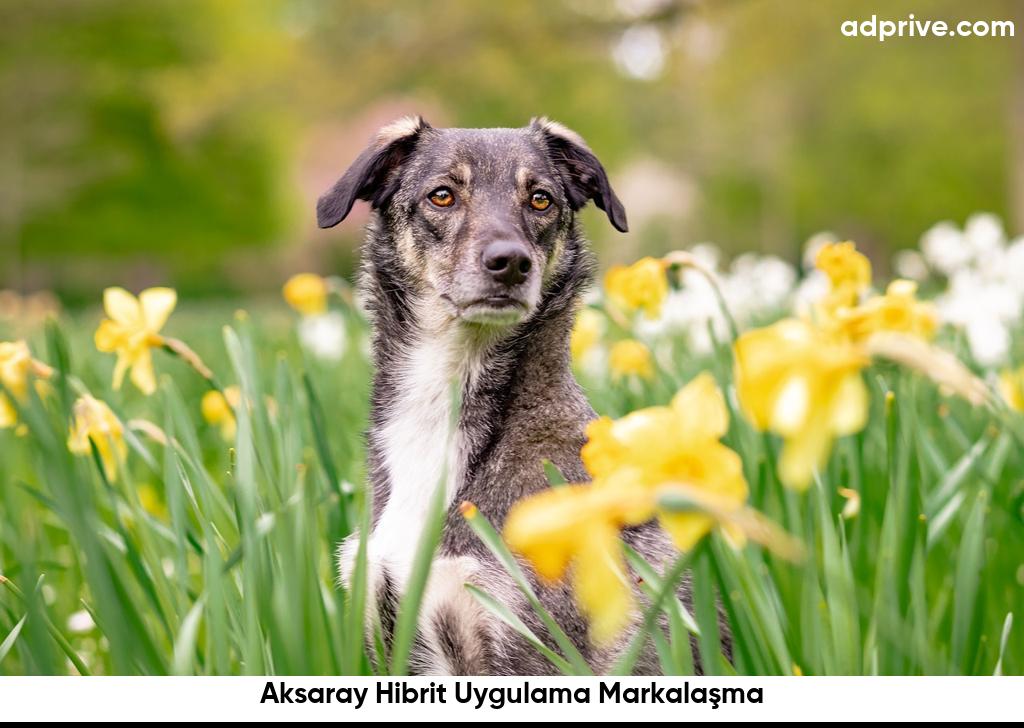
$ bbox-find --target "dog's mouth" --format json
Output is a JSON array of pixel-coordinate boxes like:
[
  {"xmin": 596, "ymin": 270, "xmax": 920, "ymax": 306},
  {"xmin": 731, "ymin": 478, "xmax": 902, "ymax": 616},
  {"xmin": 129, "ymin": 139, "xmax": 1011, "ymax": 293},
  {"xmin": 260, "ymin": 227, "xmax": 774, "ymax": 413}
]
[{"xmin": 456, "ymin": 295, "xmax": 529, "ymax": 325}]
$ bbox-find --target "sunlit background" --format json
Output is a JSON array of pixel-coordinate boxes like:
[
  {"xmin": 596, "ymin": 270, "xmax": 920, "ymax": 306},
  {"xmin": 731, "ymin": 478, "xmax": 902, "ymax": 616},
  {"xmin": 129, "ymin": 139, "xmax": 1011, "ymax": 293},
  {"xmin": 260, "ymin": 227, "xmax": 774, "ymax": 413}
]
[{"xmin": 2, "ymin": 0, "xmax": 1022, "ymax": 302}]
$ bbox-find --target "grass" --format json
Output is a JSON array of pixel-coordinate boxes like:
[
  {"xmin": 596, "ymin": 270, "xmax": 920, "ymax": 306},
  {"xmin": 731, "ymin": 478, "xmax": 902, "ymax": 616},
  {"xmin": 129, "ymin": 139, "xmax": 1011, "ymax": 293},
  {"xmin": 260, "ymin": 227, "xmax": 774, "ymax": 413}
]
[{"xmin": 0, "ymin": 290, "xmax": 1022, "ymax": 676}]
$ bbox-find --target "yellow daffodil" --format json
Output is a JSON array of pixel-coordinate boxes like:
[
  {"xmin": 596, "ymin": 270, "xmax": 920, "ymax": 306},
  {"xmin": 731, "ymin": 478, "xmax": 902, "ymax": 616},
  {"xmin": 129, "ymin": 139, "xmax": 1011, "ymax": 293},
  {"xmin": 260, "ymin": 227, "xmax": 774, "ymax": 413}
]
[
  {"xmin": 604, "ymin": 257, "xmax": 668, "ymax": 318},
  {"xmin": 1, "ymin": 340, "xmax": 53, "ymax": 430},
  {"xmin": 95, "ymin": 287, "xmax": 177, "ymax": 395},
  {"xmin": 582, "ymin": 372, "xmax": 749, "ymax": 549},
  {"xmin": 570, "ymin": 308, "xmax": 605, "ymax": 363},
  {"xmin": 0, "ymin": 341, "xmax": 32, "ymax": 429},
  {"xmin": 505, "ymin": 373, "xmax": 761, "ymax": 643},
  {"xmin": 609, "ymin": 339, "xmax": 654, "ymax": 381},
  {"xmin": 1000, "ymin": 366, "xmax": 1024, "ymax": 412},
  {"xmin": 283, "ymin": 273, "xmax": 328, "ymax": 316},
  {"xmin": 836, "ymin": 280, "xmax": 937, "ymax": 343},
  {"xmin": 504, "ymin": 474, "xmax": 653, "ymax": 643},
  {"xmin": 67, "ymin": 395, "xmax": 127, "ymax": 480},
  {"xmin": 505, "ymin": 372, "xmax": 806, "ymax": 642},
  {"xmin": 815, "ymin": 241, "xmax": 871, "ymax": 311},
  {"xmin": 201, "ymin": 386, "xmax": 240, "ymax": 441},
  {"xmin": 734, "ymin": 318, "xmax": 869, "ymax": 491}
]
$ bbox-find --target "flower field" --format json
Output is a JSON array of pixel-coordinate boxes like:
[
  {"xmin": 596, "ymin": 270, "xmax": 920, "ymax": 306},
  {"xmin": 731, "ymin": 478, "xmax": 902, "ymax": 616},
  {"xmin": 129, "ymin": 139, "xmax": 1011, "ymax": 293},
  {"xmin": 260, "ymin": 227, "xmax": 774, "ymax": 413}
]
[{"xmin": 2, "ymin": 213, "xmax": 1023, "ymax": 676}]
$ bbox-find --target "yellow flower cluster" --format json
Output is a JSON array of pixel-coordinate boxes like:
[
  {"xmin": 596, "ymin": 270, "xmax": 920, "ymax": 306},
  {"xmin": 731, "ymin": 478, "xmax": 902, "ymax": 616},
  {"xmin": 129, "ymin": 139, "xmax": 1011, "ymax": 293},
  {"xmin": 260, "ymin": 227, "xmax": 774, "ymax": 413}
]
[
  {"xmin": 504, "ymin": 373, "xmax": 749, "ymax": 643},
  {"xmin": 811, "ymin": 241, "xmax": 937, "ymax": 343},
  {"xmin": 735, "ymin": 319, "xmax": 868, "ymax": 490},
  {"xmin": 734, "ymin": 241, "xmax": 938, "ymax": 490},
  {"xmin": 814, "ymin": 240, "xmax": 872, "ymax": 313},
  {"xmin": 603, "ymin": 256, "xmax": 668, "ymax": 318},
  {"xmin": 570, "ymin": 256, "xmax": 666, "ymax": 381},
  {"xmin": 833, "ymin": 279, "xmax": 937, "ymax": 343},
  {"xmin": 8, "ymin": 278, "xmax": 340, "ymax": 484}
]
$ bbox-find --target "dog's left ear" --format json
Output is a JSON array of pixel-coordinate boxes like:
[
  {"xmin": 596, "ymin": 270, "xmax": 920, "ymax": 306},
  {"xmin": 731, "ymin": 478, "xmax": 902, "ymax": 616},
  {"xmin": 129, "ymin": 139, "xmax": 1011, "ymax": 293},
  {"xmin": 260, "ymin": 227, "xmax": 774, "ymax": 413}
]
[
  {"xmin": 531, "ymin": 117, "xmax": 628, "ymax": 233},
  {"xmin": 317, "ymin": 116, "xmax": 431, "ymax": 228}
]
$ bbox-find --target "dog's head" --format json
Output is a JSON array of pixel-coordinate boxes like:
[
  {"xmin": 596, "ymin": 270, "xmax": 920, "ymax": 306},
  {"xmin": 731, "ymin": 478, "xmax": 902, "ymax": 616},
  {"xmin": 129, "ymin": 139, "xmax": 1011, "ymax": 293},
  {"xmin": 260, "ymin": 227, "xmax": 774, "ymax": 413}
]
[{"xmin": 317, "ymin": 117, "xmax": 627, "ymax": 329}]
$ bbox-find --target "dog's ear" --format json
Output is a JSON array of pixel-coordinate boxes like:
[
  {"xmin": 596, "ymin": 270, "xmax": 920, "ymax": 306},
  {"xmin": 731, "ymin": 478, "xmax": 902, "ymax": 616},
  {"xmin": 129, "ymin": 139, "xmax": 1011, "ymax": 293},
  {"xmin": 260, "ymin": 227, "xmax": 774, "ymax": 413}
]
[
  {"xmin": 531, "ymin": 117, "xmax": 628, "ymax": 233},
  {"xmin": 317, "ymin": 116, "xmax": 430, "ymax": 228}
]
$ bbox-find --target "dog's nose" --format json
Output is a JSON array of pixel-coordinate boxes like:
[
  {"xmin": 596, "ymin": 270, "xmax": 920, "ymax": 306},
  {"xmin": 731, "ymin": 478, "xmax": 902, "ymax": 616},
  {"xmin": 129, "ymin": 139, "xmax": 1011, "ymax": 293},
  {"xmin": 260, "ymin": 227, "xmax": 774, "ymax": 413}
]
[{"xmin": 482, "ymin": 240, "xmax": 532, "ymax": 286}]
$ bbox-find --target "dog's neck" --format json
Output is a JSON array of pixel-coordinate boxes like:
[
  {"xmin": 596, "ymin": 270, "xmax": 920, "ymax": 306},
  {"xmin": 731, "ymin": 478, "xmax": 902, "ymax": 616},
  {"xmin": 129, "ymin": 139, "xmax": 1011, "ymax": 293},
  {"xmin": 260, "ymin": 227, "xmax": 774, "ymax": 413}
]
[{"xmin": 359, "ymin": 227, "xmax": 593, "ymax": 571}]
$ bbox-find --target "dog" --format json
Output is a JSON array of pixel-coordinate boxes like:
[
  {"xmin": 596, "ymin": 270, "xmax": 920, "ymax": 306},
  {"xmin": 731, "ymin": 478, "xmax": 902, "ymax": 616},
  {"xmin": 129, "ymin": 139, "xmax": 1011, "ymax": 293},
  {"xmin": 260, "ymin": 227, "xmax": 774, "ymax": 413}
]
[{"xmin": 318, "ymin": 117, "xmax": 696, "ymax": 674}]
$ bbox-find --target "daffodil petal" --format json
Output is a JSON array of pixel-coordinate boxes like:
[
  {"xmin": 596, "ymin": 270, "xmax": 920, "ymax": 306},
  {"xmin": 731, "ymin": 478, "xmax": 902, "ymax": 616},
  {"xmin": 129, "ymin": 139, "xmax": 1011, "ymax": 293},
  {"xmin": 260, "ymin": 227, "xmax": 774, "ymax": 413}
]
[
  {"xmin": 573, "ymin": 523, "xmax": 632, "ymax": 644},
  {"xmin": 112, "ymin": 353, "xmax": 131, "ymax": 391},
  {"xmin": 659, "ymin": 511, "xmax": 715, "ymax": 551},
  {"xmin": 770, "ymin": 375, "xmax": 810, "ymax": 435},
  {"xmin": 504, "ymin": 489, "xmax": 579, "ymax": 581},
  {"xmin": 139, "ymin": 287, "xmax": 177, "ymax": 333},
  {"xmin": 94, "ymin": 320, "xmax": 124, "ymax": 352},
  {"xmin": 778, "ymin": 425, "xmax": 832, "ymax": 491},
  {"xmin": 830, "ymin": 374, "xmax": 869, "ymax": 436},
  {"xmin": 0, "ymin": 394, "xmax": 16, "ymax": 428},
  {"xmin": 672, "ymin": 371, "xmax": 729, "ymax": 440},
  {"xmin": 103, "ymin": 287, "xmax": 141, "ymax": 327},
  {"xmin": 129, "ymin": 348, "xmax": 157, "ymax": 395}
]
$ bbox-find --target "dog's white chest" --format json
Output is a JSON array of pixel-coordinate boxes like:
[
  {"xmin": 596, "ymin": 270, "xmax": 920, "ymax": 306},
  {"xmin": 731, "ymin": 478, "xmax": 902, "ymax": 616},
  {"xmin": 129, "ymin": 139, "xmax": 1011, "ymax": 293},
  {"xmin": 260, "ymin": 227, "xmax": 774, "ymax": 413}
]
[
  {"xmin": 371, "ymin": 335, "xmax": 464, "ymax": 581},
  {"xmin": 338, "ymin": 331, "xmax": 477, "ymax": 588},
  {"xmin": 336, "ymin": 332, "xmax": 492, "ymax": 673}
]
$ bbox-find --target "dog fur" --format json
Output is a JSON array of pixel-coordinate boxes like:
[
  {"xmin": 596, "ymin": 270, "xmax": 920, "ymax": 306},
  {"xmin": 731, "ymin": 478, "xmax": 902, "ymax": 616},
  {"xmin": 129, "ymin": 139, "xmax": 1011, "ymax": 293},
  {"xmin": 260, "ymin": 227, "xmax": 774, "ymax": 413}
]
[{"xmin": 319, "ymin": 117, "xmax": 704, "ymax": 675}]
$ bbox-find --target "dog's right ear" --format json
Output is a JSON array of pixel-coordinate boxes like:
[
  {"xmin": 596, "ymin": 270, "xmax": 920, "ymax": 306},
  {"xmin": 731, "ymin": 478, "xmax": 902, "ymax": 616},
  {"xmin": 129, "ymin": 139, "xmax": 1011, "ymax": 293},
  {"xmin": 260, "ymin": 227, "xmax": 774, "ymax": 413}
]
[
  {"xmin": 531, "ymin": 117, "xmax": 628, "ymax": 233},
  {"xmin": 317, "ymin": 116, "xmax": 430, "ymax": 228}
]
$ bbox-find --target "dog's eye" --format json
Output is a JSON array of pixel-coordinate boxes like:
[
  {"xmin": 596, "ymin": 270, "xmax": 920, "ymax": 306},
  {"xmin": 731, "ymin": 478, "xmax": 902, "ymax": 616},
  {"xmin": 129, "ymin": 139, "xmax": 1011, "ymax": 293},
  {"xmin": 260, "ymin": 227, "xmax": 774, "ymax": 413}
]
[
  {"xmin": 428, "ymin": 187, "xmax": 455, "ymax": 208},
  {"xmin": 529, "ymin": 191, "xmax": 551, "ymax": 211}
]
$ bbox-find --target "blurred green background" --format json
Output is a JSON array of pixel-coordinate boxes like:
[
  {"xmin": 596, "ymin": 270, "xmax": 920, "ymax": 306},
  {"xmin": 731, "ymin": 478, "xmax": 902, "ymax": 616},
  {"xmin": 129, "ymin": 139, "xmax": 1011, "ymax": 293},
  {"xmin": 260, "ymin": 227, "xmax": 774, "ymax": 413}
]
[{"xmin": 1, "ymin": 0, "xmax": 1021, "ymax": 301}]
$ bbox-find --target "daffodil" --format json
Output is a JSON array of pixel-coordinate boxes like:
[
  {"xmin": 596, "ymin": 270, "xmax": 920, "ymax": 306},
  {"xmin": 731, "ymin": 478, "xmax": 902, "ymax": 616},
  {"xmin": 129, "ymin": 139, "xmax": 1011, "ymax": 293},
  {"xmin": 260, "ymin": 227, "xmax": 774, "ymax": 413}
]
[
  {"xmin": 505, "ymin": 373, "xmax": 760, "ymax": 643},
  {"xmin": 1, "ymin": 340, "xmax": 53, "ymax": 430},
  {"xmin": 999, "ymin": 366, "xmax": 1024, "ymax": 412},
  {"xmin": 283, "ymin": 273, "xmax": 328, "ymax": 316},
  {"xmin": 94, "ymin": 287, "xmax": 177, "ymax": 395},
  {"xmin": 608, "ymin": 339, "xmax": 654, "ymax": 381},
  {"xmin": 504, "ymin": 475, "xmax": 653, "ymax": 643},
  {"xmin": 814, "ymin": 241, "xmax": 871, "ymax": 311},
  {"xmin": 604, "ymin": 257, "xmax": 668, "ymax": 318},
  {"xmin": 0, "ymin": 341, "xmax": 32, "ymax": 429},
  {"xmin": 836, "ymin": 280, "xmax": 937, "ymax": 343},
  {"xmin": 582, "ymin": 372, "xmax": 749, "ymax": 549},
  {"xmin": 201, "ymin": 386, "xmax": 240, "ymax": 441},
  {"xmin": 570, "ymin": 308, "xmax": 605, "ymax": 363},
  {"xmin": 734, "ymin": 318, "xmax": 869, "ymax": 490},
  {"xmin": 67, "ymin": 395, "xmax": 127, "ymax": 480}
]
